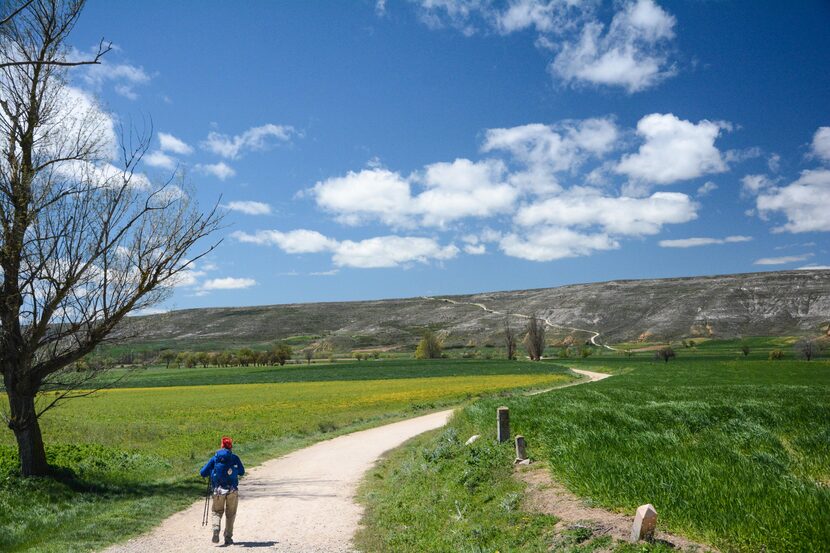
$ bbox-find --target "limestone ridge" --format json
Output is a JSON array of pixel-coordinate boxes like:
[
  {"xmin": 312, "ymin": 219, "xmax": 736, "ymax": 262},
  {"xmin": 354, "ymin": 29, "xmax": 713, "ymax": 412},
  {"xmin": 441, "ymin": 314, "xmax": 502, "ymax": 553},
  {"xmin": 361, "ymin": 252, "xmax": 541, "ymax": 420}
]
[{"xmin": 119, "ymin": 270, "xmax": 830, "ymax": 349}]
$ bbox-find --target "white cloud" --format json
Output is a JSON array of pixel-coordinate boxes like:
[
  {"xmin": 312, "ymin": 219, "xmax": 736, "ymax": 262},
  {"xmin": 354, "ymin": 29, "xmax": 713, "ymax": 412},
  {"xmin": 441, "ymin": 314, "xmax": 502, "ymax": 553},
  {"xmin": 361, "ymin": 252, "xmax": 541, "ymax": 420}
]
[
  {"xmin": 333, "ymin": 236, "xmax": 459, "ymax": 268},
  {"xmin": 231, "ymin": 229, "xmax": 338, "ymax": 253},
  {"xmin": 753, "ymin": 254, "xmax": 813, "ymax": 266},
  {"xmin": 811, "ymin": 127, "xmax": 830, "ymax": 163},
  {"xmin": 796, "ymin": 265, "xmax": 830, "ymax": 271},
  {"xmin": 223, "ymin": 201, "xmax": 272, "ymax": 216},
  {"xmin": 310, "ymin": 159, "xmax": 518, "ymax": 228},
  {"xmin": 616, "ymin": 113, "xmax": 729, "ymax": 184},
  {"xmin": 741, "ymin": 174, "xmax": 773, "ymax": 195},
  {"xmin": 144, "ymin": 150, "xmax": 176, "ymax": 170},
  {"xmin": 697, "ymin": 181, "xmax": 718, "ymax": 196},
  {"xmin": 312, "ymin": 168, "xmax": 414, "ymax": 226},
  {"xmin": 232, "ymin": 229, "xmax": 458, "ymax": 269},
  {"xmin": 159, "ymin": 132, "xmax": 193, "ymax": 155},
  {"xmin": 203, "ymin": 124, "xmax": 295, "ymax": 159},
  {"xmin": 515, "ymin": 191, "xmax": 697, "ymax": 236},
  {"xmin": 195, "ymin": 161, "xmax": 236, "ymax": 180},
  {"xmin": 551, "ymin": 0, "xmax": 676, "ymax": 93},
  {"xmin": 464, "ymin": 244, "xmax": 486, "ymax": 255},
  {"xmin": 500, "ymin": 227, "xmax": 619, "ymax": 261},
  {"xmin": 310, "ymin": 269, "xmax": 340, "ymax": 276},
  {"xmin": 82, "ymin": 57, "xmax": 151, "ymax": 100},
  {"xmin": 375, "ymin": 0, "xmax": 387, "ymax": 16},
  {"xmin": 658, "ymin": 235, "xmax": 752, "ymax": 248},
  {"xmin": 755, "ymin": 169, "xmax": 830, "ymax": 233},
  {"xmin": 200, "ymin": 277, "xmax": 257, "ymax": 291}
]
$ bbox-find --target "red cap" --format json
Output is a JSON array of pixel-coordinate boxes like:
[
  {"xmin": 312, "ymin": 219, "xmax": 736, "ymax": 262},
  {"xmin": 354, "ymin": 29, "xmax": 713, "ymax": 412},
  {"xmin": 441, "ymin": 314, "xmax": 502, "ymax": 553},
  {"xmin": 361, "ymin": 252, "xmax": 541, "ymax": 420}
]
[{"xmin": 221, "ymin": 436, "xmax": 232, "ymax": 450}]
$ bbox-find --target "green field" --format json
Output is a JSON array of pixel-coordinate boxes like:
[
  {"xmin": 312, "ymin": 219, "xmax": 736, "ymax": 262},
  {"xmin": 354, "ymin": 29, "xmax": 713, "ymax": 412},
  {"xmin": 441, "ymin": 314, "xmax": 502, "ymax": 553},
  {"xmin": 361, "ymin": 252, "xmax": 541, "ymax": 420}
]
[
  {"xmin": 357, "ymin": 353, "xmax": 830, "ymax": 552},
  {"xmin": 0, "ymin": 360, "xmax": 573, "ymax": 553}
]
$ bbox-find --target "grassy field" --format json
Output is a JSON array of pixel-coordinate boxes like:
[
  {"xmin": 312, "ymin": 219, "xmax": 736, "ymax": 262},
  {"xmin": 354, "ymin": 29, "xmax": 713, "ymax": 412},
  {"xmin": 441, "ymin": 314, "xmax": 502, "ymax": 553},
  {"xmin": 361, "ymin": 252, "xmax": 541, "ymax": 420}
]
[
  {"xmin": 94, "ymin": 358, "xmax": 575, "ymax": 388},
  {"xmin": 0, "ymin": 360, "xmax": 573, "ymax": 553},
  {"xmin": 357, "ymin": 353, "xmax": 830, "ymax": 552}
]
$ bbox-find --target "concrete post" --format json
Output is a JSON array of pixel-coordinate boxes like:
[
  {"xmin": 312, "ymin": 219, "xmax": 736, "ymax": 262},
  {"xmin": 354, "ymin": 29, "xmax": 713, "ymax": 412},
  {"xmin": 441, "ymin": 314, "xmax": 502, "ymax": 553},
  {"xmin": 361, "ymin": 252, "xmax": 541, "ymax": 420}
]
[
  {"xmin": 497, "ymin": 406, "xmax": 510, "ymax": 443},
  {"xmin": 515, "ymin": 435, "xmax": 527, "ymax": 461},
  {"xmin": 630, "ymin": 504, "xmax": 657, "ymax": 542}
]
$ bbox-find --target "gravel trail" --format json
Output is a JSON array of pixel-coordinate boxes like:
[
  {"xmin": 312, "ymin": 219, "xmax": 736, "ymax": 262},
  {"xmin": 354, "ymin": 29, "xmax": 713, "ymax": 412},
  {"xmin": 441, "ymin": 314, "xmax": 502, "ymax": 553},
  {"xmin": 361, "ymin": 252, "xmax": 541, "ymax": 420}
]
[{"xmin": 101, "ymin": 372, "xmax": 610, "ymax": 552}]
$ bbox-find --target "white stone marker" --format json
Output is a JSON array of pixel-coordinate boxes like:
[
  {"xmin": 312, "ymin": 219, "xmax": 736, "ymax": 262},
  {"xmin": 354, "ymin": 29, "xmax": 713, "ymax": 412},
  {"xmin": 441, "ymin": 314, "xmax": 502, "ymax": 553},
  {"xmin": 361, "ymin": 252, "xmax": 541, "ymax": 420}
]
[{"xmin": 630, "ymin": 503, "xmax": 657, "ymax": 542}]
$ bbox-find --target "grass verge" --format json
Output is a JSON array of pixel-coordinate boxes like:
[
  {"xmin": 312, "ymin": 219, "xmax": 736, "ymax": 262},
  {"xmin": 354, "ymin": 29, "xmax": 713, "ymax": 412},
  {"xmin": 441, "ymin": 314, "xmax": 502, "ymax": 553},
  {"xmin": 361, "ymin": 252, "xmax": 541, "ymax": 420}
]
[{"xmin": 357, "ymin": 357, "xmax": 830, "ymax": 552}]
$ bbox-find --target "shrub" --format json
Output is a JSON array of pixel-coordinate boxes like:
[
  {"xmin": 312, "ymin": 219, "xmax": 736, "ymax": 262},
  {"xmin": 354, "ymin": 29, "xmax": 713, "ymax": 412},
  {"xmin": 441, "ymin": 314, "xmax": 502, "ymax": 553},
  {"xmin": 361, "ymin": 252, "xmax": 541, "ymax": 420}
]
[
  {"xmin": 415, "ymin": 330, "xmax": 443, "ymax": 359},
  {"xmin": 654, "ymin": 347, "xmax": 676, "ymax": 363},
  {"xmin": 769, "ymin": 349, "xmax": 785, "ymax": 360}
]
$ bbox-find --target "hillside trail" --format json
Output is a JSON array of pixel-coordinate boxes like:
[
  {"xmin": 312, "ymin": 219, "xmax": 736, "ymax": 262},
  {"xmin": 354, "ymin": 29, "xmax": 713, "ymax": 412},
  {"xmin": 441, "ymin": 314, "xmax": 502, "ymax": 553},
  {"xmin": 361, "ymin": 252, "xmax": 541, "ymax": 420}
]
[
  {"xmin": 102, "ymin": 369, "xmax": 609, "ymax": 553},
  {"xmin": 421, "ymin": 296, "xmax": 617, "ymax": 350}
]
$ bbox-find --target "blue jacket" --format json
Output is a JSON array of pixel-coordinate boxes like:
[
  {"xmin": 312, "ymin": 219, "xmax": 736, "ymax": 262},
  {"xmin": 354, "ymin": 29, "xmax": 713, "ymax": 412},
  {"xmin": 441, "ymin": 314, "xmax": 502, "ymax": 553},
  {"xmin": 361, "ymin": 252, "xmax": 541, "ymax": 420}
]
[{"xmin": 200, "ymin": 448, "xmax": 245, "ymax": 489}]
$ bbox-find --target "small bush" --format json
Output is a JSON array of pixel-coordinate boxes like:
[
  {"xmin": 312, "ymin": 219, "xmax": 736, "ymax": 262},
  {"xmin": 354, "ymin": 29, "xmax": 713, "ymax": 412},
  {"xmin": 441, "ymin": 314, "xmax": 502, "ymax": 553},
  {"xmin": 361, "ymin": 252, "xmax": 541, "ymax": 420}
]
[{"xmin": 769, "ymin": 349, "xmax": 785, "ymax": 360}]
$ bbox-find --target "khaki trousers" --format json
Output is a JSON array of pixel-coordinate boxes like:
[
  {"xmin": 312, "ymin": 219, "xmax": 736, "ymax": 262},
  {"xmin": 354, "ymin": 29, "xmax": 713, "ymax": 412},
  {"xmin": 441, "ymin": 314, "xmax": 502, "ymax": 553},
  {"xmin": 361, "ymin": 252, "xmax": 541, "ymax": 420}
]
[{"xmin": 211, "ymin": 490, "xmax": 239, "ymax": 538}]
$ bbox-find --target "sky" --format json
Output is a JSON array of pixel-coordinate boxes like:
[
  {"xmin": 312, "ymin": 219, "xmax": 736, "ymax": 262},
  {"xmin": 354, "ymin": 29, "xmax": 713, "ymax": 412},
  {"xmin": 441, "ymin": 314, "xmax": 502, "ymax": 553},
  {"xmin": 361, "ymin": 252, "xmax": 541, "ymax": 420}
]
[{"xmin": 64, "ymin": 0, "xmax": 830, "ymax": 310}]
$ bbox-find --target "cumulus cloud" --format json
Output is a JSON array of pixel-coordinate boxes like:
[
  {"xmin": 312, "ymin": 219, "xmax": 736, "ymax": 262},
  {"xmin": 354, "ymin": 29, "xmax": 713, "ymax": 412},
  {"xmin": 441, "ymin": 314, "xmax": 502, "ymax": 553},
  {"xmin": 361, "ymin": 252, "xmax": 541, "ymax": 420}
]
[
  {"xmin": 159, "ymin": 132, "xmax": 193, "ymax": 155},
  {"xmin": 232, "ymin": 229, "xmax": 458, "ymax": 269},
  {"xmin": 203, "ymin": 124, "xmax": 295, "ymax": 159},
  {"xmin": 409, "ymin": 1, "xmax": 679, "ymax": 93},
  {"xmin": 223, "ymin": 201, "xmax": 272, "ymax": 216},
  {"xmin": 616, "ymin": 113, "xmax": 729, "ymax": 184},
  {"xmin": 811, "ymin": 127, "xmax": 830, "ymax": 163},
  {"xmin": 754, "ymin": 169, "xmax": 830, "ymax": 233},
  {"xmin": 551, "ymin": 0, "xmax": 676, "ymax": 92},
  {"xmin": 231, "ymin": 229, "xmax": 338, "ymax": 253},
  {"xmin": 515, "ymin": 191, "xmax": 697, "ymax": 236},
  {"xmin": 697, "ymin": 181, "xmax": 718, "ymax": 196},
  {"xmin": 144, "ymin": 150, "xmax": 176, "ymax": 170},
  {"xmin": 82, "ymin": 58, "xmax": 151, "ymax": 100},
  {"xmin": 659, "ymin": 235, "xmax": 752, "ymax": 248},
  {"xmin": 753, "ymin": 254, "xmax": 813, "ymax": 266},
  {"xmin": 200, "ymin": 277, "xmax": 257, "ymax": 291},
  {"xmin": 310, "ymin": 159, "xmax": 517, "ymax": 228},
  {"xmin": 195, "ymin": 161, "xmax": 236, "ymax": 180},
  {"xmin": 500, "ymin": 227, "xmax": 619, "ymax": 262},
  {"xmin": 741, "ymin": 174, "xmax": 773, "ymax": 195}
]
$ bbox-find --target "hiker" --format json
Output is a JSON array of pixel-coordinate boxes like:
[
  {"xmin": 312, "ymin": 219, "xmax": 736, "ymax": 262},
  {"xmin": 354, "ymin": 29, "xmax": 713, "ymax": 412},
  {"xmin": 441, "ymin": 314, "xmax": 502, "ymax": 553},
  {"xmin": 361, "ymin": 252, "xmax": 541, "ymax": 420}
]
[{"xmin": 200, "ymin": 436, "xmax": 245, "ymax": 545}]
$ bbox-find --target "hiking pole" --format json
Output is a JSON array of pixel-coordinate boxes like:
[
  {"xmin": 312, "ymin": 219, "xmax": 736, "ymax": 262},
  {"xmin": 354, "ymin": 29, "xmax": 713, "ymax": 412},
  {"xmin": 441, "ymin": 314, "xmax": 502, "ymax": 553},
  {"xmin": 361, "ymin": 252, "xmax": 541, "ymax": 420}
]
[{"xmin": 201, "ymin": 478, "xmax": 212, "ymax": 527}]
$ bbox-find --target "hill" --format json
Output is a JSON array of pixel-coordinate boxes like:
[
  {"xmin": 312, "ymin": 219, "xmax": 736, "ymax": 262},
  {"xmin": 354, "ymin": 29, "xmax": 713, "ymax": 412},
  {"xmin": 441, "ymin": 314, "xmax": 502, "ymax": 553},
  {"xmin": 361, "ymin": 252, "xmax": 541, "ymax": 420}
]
[{"xmin": 117, "ymin": 269, "xmax": 830, "ymax": 353}]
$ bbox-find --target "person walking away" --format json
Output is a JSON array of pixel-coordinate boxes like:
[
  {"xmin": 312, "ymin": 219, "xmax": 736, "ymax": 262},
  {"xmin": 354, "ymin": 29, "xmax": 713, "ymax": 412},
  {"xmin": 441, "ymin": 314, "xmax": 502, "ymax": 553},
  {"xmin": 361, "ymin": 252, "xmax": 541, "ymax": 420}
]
[{"xmin": 200, "ymin": 436, "xmax": 245, "ymax": 545}]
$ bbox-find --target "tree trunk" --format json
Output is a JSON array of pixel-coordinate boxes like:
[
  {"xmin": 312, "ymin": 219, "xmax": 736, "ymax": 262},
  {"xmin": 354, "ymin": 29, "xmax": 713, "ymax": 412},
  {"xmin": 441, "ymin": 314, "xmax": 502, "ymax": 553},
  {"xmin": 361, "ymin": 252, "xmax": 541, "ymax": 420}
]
[{"xmin": 7, "ymin": 391, "xmax": 49, "ymax": 476}]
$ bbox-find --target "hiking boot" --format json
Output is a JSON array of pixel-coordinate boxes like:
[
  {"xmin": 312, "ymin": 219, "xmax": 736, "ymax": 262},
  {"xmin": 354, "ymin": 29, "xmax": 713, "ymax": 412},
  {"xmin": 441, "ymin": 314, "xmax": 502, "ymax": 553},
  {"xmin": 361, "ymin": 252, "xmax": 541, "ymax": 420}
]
[
  {"xmin": 212, "ymin": 529, "xmax": 220, "ymax": 543},
  {"xmin": 224, "ymin": 536, "xmax": 234, "ymax": 546}
]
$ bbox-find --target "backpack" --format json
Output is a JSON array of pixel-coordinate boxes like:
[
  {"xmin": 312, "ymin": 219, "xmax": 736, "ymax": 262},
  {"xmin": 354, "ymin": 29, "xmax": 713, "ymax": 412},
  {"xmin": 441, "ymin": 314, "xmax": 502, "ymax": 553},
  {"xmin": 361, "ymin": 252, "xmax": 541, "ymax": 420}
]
[{"xmin": 211, "ymin": 453, "xmax": 239, "ymax": 488}]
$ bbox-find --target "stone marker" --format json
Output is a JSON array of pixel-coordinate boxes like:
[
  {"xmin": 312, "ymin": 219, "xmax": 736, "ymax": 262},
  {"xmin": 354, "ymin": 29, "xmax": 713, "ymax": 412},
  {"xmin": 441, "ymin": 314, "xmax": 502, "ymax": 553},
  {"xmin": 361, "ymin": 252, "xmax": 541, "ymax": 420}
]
[
  {"xmin": 465, "ymin": 434, "xmax": 480, "ymax": 446},
  {"xmin": 497, "ymin": 406, "xmax": 510, "ymax": 443},
  {"xmin": 515, "ymin": 435, "xmax": 527, "ymax": 461},
  {"xmin": 630, "ymin": 504, "xmax": 657, "ymax": 542}
]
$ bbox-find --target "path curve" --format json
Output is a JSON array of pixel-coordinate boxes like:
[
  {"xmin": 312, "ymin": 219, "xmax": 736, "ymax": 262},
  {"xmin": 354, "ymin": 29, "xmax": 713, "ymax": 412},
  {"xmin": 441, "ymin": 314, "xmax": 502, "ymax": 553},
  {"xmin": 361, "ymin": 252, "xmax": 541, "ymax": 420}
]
[
  {"xmin": 422, "ymin": 296, "xmax": 617, "ymax": 350},
  {"xmin": 102, "ymin": 373, "xmax": 611, "ymax": 553},
  {"xmin": 103, "ymin": 411, "xmax": 452, "ymax": 553}
]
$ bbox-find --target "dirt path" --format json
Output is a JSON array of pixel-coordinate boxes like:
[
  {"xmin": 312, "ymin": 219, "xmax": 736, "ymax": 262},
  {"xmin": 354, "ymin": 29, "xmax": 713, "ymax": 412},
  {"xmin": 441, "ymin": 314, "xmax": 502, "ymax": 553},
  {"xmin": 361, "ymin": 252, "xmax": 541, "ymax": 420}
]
[
  {"xmin": 527, "ymin": 368, "xmax": 611, "ymax": 395},
  {"xmin": 102, "ymin": 370, "xmax": 611, "ymax": 553},
  {"xmin": 103, "ymin": 410, "xmax": 452, "ymax": 553},
  {"xmin": 422, "ymin": 296, "xmax": 617, "ymax": 350}
]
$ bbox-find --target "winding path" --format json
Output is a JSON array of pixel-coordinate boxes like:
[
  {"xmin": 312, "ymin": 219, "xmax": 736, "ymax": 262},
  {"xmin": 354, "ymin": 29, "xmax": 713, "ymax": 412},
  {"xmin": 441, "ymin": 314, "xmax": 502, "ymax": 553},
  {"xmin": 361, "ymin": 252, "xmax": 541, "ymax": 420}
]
[
  {"xmin": 101, "ymin": 368, "xmax": 610, "ymax": 553},
  {"xmin": 422, "ymin": 296, "xmax": 617, "ymax": 350}
]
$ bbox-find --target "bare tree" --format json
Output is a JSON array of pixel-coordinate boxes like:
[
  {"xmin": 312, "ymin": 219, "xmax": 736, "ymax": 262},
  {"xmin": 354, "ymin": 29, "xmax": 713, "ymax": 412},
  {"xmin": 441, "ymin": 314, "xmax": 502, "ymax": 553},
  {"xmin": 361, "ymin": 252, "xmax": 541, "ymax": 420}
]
[
  {"xmin": 795, "ymin": 338, "xmax": 819, "ymax": 361},
  {"xmin": 504, "ymin": 314, "xmax": 516, "ymax": 361},
  {"xmin": 524, "ymin": 314, "xmax": 545, "ymax": 361},
  {"xmin": 0, "ymin": 0, "xmax": 221, "ymax": 476},
  {"xmin": 304, "ymin": 348, "xmax": 313, "ymax": 365},
  {"xmin": 0, "ymin": 1, "xmax": 111, "ymax": 70}
]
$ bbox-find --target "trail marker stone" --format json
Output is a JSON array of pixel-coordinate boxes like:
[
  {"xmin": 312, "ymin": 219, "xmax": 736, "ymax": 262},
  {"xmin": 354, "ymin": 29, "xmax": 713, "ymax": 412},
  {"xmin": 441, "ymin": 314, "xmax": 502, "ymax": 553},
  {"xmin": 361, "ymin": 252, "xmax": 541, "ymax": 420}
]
[
  {"xmin": 630, "ymin": 503, "xmax": 657, "ymax": 542},
  {"xmin": 497, "ymin": 406, "xmax": 510, "ymax": 443},
  {"xmin": 515, "ymin": 435, "xmax": 527, "ymax": 461},
  {"xmin": 465, "ymin": 435, "xmax": 480, "ymax": 446}
]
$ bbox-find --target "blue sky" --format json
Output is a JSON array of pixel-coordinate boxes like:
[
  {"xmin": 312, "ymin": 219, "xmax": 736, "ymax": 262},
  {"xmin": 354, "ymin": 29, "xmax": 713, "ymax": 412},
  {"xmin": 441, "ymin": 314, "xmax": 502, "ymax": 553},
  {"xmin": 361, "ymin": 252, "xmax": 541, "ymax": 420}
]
[{"xmin": 67, "ymin": 0, "xmax": 830, "ymax": 309}]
